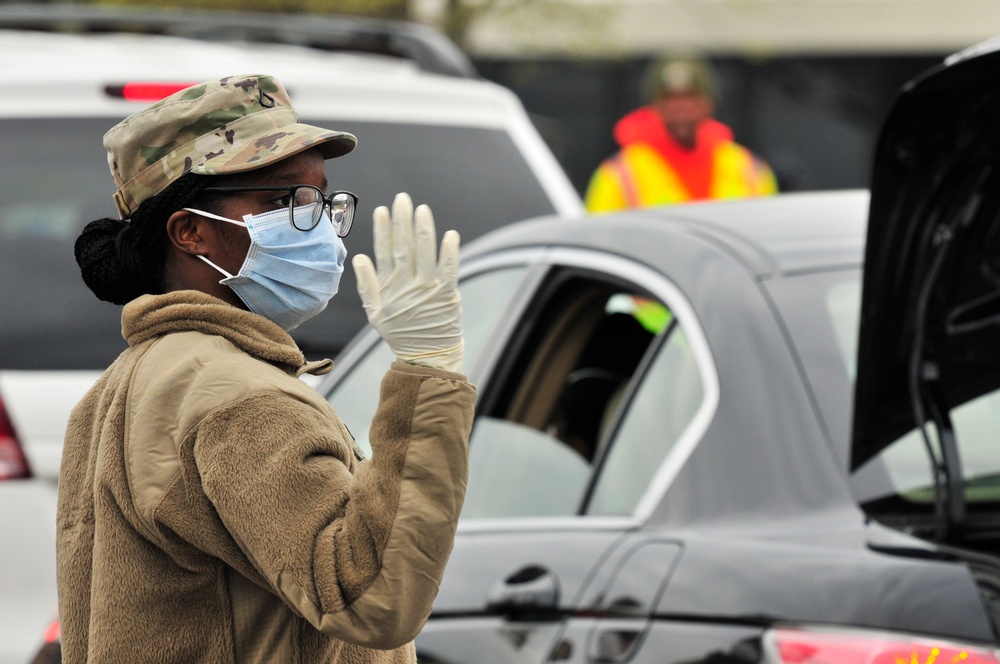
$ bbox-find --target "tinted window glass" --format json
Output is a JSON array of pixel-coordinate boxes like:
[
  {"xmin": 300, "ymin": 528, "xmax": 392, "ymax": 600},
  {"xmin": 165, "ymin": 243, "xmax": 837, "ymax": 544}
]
[
  {"xmin": 326, "ymin": 266, "xmax": 528, "ymax": 458},
  {"xmin": 0, "ymin": 118, "xmax": 125, "ymax": 369},
  {"xmin": 586, "ymin": 325, "xmax": 703, "ymax": 516},
  {"xmin": 0, "ymin": 118, "xmax": 558, "ymax": 369},
  {"xmin": 857, "ymin": 390, "xmax": 1000, "ymax": 514},
  {"xmin": 765, "ymin": 269, "xmax": 860, "ymax": 467},
  {"xmin": 463, "ymin": 281, "xmax": 669, "ymax": 519},
  {"xmin": 462, "ymin": 417, "xmax": 591, "ymax": 518},
  {"xmin": 766, "ymin": 270, "xmax": 1000, "ymax": 526}
]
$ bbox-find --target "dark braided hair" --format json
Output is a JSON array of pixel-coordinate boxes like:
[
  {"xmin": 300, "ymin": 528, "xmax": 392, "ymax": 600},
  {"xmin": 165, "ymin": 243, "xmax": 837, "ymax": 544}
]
[{"xmin": 74, "ymin": 173, "xmax": 214, "ymax": 305}]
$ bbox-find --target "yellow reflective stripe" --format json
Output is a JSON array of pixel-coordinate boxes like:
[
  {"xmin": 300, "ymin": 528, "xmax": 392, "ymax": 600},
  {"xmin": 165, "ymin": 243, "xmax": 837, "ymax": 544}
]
[
  {"xmin": 584, "ymin": 162, "xmax": 630, "ymax": 213},
  {"xmin": 610, "ymin": 155, "xmax": 640, "ymax": 207},
  {"xmin": 710, "ymin": 144, "xmax": 778, "ymax": 198},
  {"xmin": 585, "ymin": 141, "xmax": 777, "ymax": 213},
  {"xmin": 626, "ymin": 145, "xmax": 690, "ymax": 206}
]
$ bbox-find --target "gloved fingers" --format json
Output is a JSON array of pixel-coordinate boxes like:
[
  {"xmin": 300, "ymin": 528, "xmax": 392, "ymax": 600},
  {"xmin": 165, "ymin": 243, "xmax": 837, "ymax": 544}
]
[
  {"xmin": 391, "ymin": 192, "xmax": 415, "ymax": 277},
  {"xmin": 352, "ymin": 254, "xmax": 381, "ymax": 310},
  {"xmin": 372, "ymin": 205, "xmax": 393, "ymax": 283},
  {"xmin": 414, "ymin": 204, "xmax": 437, "ymax": 284},
  {"xmin": 438, "ymin": 230, "xmax": 461, "ymax": 288}
]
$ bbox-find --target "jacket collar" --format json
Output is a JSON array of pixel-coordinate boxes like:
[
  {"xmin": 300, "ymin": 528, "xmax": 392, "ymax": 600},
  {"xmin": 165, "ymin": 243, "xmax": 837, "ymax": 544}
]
[
  {"xmin": 121, "ymin": 290, "xmax": 333, "ymax": 376},
  {"xmin": 613, "ymin": 106, "xmax": 734, "ymax": 151}
]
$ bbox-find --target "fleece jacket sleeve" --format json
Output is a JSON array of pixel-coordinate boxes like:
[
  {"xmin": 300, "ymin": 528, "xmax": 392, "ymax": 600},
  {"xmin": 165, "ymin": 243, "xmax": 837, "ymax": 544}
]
[{"xmin": 190, "ymin": 362, "xmax": 474, "ymax": 649}]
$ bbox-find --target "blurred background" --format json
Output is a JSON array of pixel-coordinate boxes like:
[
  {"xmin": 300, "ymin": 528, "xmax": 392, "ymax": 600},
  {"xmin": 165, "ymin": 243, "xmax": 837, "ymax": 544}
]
[{"xmin": 8, "ymin": 0, "xmax": 1000, "ymax": 197}]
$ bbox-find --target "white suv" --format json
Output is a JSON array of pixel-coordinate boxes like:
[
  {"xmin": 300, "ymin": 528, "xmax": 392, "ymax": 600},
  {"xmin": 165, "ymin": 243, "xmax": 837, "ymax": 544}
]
[{"xmin": 0, "ymin": 8, "xmax": 582, "ymax": 662}]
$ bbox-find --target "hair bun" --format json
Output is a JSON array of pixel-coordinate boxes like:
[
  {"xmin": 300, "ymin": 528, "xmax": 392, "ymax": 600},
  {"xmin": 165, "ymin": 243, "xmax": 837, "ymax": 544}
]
[{"xmin": 75, "ymin": 217, "xmax": 146, "ymax": 305}]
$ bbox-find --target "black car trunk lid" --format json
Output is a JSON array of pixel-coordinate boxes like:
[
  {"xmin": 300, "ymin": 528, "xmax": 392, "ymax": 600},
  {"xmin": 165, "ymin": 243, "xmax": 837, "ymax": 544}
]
[{"xmin": 854, "ymin": 38, "xmax": 1000, "ymax": 536}]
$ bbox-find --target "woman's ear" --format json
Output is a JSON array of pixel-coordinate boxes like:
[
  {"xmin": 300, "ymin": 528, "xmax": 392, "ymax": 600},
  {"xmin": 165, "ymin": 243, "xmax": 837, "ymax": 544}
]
[{"xmin": 165, "ymin": 209, "xmax": 208, "ymax": 256}]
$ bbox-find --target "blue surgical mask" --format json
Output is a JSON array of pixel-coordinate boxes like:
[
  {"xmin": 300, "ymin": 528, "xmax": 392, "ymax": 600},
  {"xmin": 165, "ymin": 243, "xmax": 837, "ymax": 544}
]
[{"xmin": 185, "ymin": 204, "xmax": 348, "ymax": 331}]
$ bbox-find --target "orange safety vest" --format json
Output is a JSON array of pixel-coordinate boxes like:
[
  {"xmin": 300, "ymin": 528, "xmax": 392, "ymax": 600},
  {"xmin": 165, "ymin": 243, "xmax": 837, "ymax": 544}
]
[{"xmin": 585, "ymin": 108, "xmax": 777, "ymax": 214}]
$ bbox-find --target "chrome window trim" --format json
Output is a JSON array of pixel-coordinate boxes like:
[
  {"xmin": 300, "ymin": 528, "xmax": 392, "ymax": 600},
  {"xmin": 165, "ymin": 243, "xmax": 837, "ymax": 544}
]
[
  {"xmin": 458, "ymin": 246, "xmax": 553, "ymax": 277},
  {"xmin": 457, "ymin": 246, "xmax": 720, "ymax": 530},
  {"xmin": 547, "ymin": 247, "xmax": 721, "ymax": 523},
  {"xmin": 319, "ymin": 247, "xmax": 549, "ymax": 392},
  {"xmin": 458, "ymin": 515, "xmax": 638, "ymax": 534},
  {"xmin": 457, "ymin": 247, "xmax": 552, "ymax": 383}
]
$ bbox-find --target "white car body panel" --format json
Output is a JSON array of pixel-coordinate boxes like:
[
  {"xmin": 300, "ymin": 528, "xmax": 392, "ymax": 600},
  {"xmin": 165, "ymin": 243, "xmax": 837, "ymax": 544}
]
[
  {"xmin": 0, "ymin": 372, "xmax": 102, "ymax": 482},
  {"xmin": 5, "ymin": 31, "xmax": 583, "ymax": 217},
  {"xmin": 0, "ymin": 28, "xmax": 581, "ymax": 663}
]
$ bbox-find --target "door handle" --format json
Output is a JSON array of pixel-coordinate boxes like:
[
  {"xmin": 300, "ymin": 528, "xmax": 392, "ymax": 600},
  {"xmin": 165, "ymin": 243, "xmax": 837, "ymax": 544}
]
[
  {"xmin": 486, "ymin": 565, "xmax": 560, "ymax": 616},
  {"xmin": 591, "ymin": 626, "xmax": 643, "ymax": 663}
]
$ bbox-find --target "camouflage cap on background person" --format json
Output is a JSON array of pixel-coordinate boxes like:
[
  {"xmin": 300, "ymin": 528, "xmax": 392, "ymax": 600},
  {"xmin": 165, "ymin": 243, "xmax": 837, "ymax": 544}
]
[
  {"xmin": 645, "ymin": 57, "xmax": 718, "ymax": 103},
  {"xmin": 104, "ymin": 73, "xmax": 357, "ymax": 219}
]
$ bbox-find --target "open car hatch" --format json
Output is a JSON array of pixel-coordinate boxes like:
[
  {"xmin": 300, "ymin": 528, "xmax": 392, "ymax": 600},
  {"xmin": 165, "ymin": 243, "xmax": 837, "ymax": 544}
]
[{"xmin": 854, "ymin": 37, "xmax": 1000, "ymax": 536}]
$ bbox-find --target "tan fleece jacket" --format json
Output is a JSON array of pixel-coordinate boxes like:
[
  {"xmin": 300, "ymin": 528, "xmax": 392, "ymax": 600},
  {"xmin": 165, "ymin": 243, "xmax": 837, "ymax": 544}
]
[{"xmin": 56, "ymin": 291, "xmax": 475, "ymax": 663}]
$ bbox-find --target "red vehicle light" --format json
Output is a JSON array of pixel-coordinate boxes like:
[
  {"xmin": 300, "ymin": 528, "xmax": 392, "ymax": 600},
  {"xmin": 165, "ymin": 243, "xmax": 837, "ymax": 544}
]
[
  {"xmin": 43, "ymin": 617, "xmax": 60, "ymax": 644},
  {"xmin": 30, "ymin": 614, "xmax": 62, "ymax": 663},
  {"xmin": 104, "ymin": 82, "xmax": 197, "ymax": 102},
  {"xmin": 0, "ymin": 396, "xmax": 30, "ymax": 479},
  {"xmin": 765, "ymin": 626, "xmax": 1000, "ymax": 663}
]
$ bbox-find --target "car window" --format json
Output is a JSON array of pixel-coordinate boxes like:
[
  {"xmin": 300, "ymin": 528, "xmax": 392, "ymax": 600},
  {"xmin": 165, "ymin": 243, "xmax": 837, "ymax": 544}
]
[
  {"xmin": 585, "ymin": 324, "xmax": 703, "ymax": 516},
  {"xmin": 825, "ymin": 278, "xmax": 862, "ymax": 382},
  {"xmin": 764, "ymin": 269, "xmax": 861, "ymax": 468},
  {"xmin": 0, "ymin": 117, "xmax": 561, "ymax": 369},
  {"xmin": 460, "ymin": 417, "xmax": 591, "ymax": 518},
  {"xmin": 325, "ymin": 266, "xmax": 528, "ymax": 458},
  {"xmin": 0, "ymin": 118, "xmax": 126, "ymax": 370},
  {"xmin": 774, "ymin": 270, "xmax": 1000, "ymax": 522},
  {"xmin": 462, "ymin": 274, "xmax": 689, "ymax": 520},
  {"xmin": 857, "ymin": 390, "xmax": 1000, "ymax": 512}
]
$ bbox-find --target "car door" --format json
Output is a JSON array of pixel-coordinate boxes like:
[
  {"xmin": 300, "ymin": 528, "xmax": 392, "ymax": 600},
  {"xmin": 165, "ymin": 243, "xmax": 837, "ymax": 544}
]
[{"xmin": 321, "ymin": 246, "xmax": 717, "ymax": 664}]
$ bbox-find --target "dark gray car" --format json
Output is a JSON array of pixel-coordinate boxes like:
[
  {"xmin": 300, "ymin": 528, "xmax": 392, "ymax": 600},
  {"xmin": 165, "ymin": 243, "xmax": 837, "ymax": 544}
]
[{"xmin": 318, "ymin": 38, "xmax": 1000, "ymax": 664}]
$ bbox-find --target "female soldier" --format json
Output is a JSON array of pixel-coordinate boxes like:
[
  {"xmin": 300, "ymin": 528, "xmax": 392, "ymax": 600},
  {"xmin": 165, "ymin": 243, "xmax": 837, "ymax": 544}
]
[{"xmin": 58, "ymin": 73, "xmax": 474, "ymax": 663}]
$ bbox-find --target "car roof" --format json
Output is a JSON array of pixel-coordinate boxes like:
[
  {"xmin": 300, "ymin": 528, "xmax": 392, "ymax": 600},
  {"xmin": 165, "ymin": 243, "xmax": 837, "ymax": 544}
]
[
  {"xmin": 2, "ymin": 29, "xmax": 519, "ymax": 126},
  {"xmin": 0, "ymin": 3, "xmax": 475, "ymax": 78},
  {"xmin": 2, "ymin": 27, "xmax": 584, "ymax": 219},
  {"xmin": 464, "ymin": 189, "xmax": 870, "ymax": 278}
]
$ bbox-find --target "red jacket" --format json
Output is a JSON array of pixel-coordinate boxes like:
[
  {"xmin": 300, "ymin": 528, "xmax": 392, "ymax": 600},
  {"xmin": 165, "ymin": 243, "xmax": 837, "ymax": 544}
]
[{"xmin": 585, "ymin": 107, "xmax": 777, "ymax": 212}]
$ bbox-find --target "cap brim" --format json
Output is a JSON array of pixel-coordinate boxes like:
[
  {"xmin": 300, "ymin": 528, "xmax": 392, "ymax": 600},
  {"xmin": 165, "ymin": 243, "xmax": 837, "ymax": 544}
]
[{"xmin": 192, "ymin": 123, "xmax": 357, "ymax": 176}]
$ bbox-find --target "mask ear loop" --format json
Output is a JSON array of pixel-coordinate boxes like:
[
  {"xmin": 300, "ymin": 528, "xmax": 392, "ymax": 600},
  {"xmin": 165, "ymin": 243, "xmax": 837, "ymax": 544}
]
[
  {"xmin": 196, "ymin": 254, "xmax": 235, "ymax": 279},
  {"xmin": 181, "ymin": 208, "xmax": 245, "ymax": 279},
  {"xmin": 181, "ymin": 208, "xmax": 247, "ymax": 227}
]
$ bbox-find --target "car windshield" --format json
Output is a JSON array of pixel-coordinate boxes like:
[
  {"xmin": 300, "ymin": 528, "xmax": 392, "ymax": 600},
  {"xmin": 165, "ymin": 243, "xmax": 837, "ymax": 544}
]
[
  {"xmin": 771, "ymin": 269, "xmax": 1000, "ymax": 530},
  {"xmin": 0, "ymin": 117, "xmax": 558, "ymax": 369}
]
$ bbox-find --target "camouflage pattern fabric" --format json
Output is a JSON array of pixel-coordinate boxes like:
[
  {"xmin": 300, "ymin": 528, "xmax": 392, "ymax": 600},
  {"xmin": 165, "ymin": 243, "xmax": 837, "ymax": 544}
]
[{"xmin": 104, "ymin": 73, "xmax": 357, "ymax": 219}]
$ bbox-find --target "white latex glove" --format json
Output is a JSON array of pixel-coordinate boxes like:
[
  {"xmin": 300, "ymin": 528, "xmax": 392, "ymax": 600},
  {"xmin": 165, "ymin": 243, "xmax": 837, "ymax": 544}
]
[{"xmin": 353, "ymin": 193, "xmax": 464, "ymax": 373}]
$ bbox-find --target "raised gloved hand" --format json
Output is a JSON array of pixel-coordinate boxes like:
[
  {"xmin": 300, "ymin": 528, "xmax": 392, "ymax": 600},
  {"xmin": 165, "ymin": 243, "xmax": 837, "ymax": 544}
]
[{"xmin": 353, "ymin": 193, "xmax": 464, "ymax": 373}]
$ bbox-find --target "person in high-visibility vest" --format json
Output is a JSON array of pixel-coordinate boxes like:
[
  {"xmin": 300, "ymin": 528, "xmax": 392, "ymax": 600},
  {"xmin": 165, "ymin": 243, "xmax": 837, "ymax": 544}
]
[{"xmin": 585, "ymin": 57, "xmax": 778, "ymax": 213}]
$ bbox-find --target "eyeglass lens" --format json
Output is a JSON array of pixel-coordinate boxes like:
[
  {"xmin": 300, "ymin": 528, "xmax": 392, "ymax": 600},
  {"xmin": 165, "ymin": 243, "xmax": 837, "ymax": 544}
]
[
  {"xmin": 328, "ymin": 193, "xmax": 355, "ymax": 237},
  {"xmin": 291, "ymin": 186, "xmax": 355, "ymax": 237}
]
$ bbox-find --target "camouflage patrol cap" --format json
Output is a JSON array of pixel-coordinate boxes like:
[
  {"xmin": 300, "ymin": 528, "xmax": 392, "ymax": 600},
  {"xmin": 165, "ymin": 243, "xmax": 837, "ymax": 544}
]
[
  {"xmin": 104, "ymin": 73, "xmax": 357, "ymax": 219},
  {"xmin": 646, "ymin": 57, "xmax": 717, "ymax": 102}
]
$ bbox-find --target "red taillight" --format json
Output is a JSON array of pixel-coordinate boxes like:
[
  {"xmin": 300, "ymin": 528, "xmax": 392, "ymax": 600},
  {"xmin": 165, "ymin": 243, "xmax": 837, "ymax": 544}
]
[
  {"xmin": 0, "ymin": 396, "xmax": 30, "ymax": 479},
  {"xmin": 104, "ymin": 82, "xmax": 197, "ymax": 102},
  {"xmin": 765, "ymin": 626, "xmax": 1000, "ymax": 664},
  {"xmin": 43, "ymin": 617, "xmax": 60, "ymax": 644},
  {"xmin": 31, "ymin": 612, "xmax": 61, "ymax": 663}
]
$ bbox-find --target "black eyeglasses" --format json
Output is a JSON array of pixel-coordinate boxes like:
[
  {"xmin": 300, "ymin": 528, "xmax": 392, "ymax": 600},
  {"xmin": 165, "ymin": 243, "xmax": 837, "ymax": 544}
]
[{"xmin": 201, "ymin": 185, "xmax": 358, "ymax": 237}]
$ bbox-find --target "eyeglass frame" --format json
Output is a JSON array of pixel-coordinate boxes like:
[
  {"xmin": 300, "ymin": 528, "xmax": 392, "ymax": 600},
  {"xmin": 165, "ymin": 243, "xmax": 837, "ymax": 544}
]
[{"xmin": 199, "ymin": 184, "xmax": 359, "ymax": 237}]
